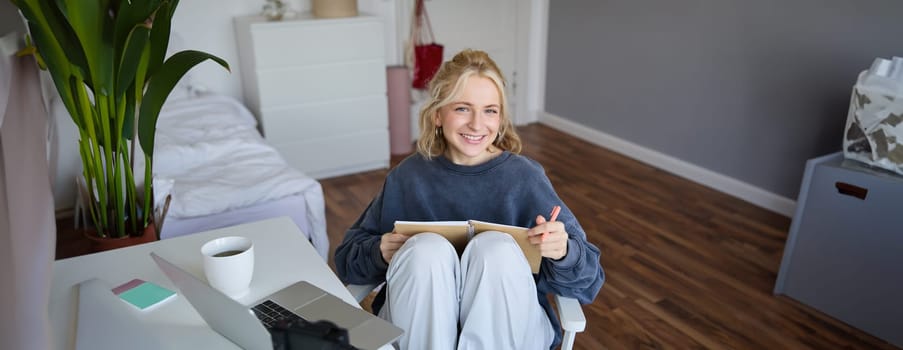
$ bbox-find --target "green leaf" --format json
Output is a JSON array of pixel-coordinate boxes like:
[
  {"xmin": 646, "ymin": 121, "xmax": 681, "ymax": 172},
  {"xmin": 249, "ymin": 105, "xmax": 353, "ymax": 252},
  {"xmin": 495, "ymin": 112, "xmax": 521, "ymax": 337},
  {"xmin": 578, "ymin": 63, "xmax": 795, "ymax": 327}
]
[
  {"xmin": 14, "ymin": 1, "xmax": 84, "ymax": 121},
  {"xmin": 24, "ymin": 22, "xmax": 77, "ymax": 119},
  {"xmin": 122, "ymin": 85, "xmax": 136, "ymax": 142},
  {"xmin": 146, "ymin": 0, "xmax": 175, "ymax": 77},
  {"xmin": 117, "ymin": 25, "xmax": 150, "ymax": 96},
  {"xmin": 56, "ymin": 0, "xmax": 114, "ymax": 95},
  {"xmin": 134, "ymin": 43, "xmax": 151, "ymax": 105},
  {"xmin": 65, "ymin": 76, "xmax": 86, "ymax": 131},
  {"xmin": 138, "ymin": 50, "xmax": 229, "ymax": 158},
  {"xmin": 112, "ymin": 0, "xmax": 161, "ymax": 54},
  {"xmin": 16, "ymin": 0, "xmax": 90, "ymax": 76}
]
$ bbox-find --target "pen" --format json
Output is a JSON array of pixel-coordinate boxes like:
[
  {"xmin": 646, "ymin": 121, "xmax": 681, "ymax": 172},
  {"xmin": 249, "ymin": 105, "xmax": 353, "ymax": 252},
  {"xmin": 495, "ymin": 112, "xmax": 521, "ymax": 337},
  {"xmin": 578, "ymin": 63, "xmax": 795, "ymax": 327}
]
[{"xmin": 542, "ymin": 205, "xmax": 561, "ymax": 241}]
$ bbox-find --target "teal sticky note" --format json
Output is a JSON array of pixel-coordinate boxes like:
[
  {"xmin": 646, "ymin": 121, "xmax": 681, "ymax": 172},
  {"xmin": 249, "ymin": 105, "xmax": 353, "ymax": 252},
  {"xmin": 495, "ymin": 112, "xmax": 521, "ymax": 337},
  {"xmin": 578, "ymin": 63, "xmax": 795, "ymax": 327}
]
[{"xmin": 113, "ymin": 279, "xmax": 176, "ymax": 310}]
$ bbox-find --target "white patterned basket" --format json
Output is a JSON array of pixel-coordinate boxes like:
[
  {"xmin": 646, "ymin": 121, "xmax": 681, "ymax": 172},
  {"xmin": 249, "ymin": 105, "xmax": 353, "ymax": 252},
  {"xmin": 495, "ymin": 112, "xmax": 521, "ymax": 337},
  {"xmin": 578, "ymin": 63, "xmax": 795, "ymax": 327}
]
[{"xmin": 843, "ymin": 57, "xmax": 903, "ymax": 176}]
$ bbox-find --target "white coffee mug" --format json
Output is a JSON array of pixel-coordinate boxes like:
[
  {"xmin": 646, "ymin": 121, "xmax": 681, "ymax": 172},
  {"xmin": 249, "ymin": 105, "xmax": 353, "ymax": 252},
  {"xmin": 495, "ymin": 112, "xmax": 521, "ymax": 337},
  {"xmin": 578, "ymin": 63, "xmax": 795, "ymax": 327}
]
[{"xmin": 201, "ymin": 236, "xmax": 254, "ymax": 298}]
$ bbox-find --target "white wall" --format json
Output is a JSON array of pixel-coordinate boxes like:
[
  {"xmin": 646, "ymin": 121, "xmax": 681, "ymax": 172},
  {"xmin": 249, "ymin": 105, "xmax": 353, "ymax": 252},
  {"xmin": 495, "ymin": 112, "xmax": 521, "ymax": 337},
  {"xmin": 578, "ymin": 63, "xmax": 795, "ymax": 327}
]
[
  {"xmin": 171, "ymin": 0, "xmax": 401, "ymax": 102},
  {"xmin": 169, "ymin": 0, "xmax": 264, "ymax": 100}
]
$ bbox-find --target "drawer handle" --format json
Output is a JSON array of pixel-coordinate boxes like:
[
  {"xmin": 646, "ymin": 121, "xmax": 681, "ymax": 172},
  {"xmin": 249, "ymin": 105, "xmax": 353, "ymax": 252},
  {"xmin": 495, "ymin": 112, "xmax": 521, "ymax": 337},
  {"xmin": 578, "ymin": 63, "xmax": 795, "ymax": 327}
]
[{"xmin": 835, "ymin": 182, "xmax": 868, "ymax": 200}]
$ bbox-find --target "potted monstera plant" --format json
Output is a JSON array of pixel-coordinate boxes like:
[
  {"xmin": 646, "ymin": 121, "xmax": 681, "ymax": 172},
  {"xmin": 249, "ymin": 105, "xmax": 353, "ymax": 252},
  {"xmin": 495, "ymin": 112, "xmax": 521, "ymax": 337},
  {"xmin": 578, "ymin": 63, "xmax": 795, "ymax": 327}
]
[{"xmin": 12, "ymin": 0, "xmax": 229, "ymax": 249}]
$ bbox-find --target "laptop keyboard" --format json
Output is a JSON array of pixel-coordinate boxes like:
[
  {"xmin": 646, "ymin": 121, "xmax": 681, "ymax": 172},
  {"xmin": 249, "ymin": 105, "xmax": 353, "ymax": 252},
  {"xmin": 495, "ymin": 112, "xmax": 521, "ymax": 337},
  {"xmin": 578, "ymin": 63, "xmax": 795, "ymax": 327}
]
[{"xmin": 251, "ymin": 300, "xmax": 301, "ymax": 328}]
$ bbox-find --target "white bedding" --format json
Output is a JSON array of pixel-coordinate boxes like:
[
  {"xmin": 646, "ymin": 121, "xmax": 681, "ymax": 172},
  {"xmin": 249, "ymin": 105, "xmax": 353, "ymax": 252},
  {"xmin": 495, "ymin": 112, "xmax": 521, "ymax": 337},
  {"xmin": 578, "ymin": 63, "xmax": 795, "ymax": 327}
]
[{"xmin": 152, "ymin": 94, "xmax": 328, "ymax": 258}]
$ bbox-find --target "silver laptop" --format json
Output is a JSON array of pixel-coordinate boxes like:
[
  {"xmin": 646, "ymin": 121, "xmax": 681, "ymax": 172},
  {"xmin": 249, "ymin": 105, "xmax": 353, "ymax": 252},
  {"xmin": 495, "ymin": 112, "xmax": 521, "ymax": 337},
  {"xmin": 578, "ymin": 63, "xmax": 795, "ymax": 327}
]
[{"xmin": 150, "ymin": 252, "xmax": 402, "ymax": 350}]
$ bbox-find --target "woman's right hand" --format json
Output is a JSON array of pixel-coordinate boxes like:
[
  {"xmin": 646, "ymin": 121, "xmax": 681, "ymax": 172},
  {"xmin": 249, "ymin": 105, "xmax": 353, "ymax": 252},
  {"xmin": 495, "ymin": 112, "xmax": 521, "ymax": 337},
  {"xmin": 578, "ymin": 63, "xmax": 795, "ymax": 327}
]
[{"xmin": 380, "ymin": 232, "xmax": 410, "ymax": 264}]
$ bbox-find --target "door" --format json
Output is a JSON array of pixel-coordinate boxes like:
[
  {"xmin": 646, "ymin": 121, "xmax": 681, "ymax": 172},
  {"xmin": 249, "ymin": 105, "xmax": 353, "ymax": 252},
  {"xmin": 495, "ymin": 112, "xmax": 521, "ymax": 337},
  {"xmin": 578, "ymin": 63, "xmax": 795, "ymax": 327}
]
[
  {"xmin": 421, "ymin": 0, "xmax": 518, "ymax": 94},
  {"xmin": 398, "ymin": 0, "xmax": 522, "ymax": 132}
]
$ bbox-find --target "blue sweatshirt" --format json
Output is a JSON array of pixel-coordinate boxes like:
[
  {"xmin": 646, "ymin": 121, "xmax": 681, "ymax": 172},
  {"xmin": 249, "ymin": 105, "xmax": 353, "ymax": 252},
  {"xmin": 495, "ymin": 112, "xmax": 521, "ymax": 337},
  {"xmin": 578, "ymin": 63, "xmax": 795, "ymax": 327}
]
[{"xmin": 335, "ymin": 151, "xmax": 604, "ymax": 348}]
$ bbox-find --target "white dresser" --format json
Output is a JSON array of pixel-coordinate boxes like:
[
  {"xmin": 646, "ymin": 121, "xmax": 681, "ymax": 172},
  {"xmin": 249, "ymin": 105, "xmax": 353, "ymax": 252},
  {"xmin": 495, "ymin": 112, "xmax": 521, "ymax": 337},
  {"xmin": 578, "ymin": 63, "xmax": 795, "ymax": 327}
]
[{"xmin": 234, "ymin": 14, "xmax": 389, "ymax": 179}]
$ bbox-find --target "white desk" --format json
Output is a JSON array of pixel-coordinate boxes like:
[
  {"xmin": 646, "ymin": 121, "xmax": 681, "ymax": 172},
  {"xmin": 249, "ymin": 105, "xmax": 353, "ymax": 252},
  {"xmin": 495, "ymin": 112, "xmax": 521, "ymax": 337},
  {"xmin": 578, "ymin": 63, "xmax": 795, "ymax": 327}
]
[{"xmin": 50, "ymin": 216, "xmax": 355, "ymax": 349}]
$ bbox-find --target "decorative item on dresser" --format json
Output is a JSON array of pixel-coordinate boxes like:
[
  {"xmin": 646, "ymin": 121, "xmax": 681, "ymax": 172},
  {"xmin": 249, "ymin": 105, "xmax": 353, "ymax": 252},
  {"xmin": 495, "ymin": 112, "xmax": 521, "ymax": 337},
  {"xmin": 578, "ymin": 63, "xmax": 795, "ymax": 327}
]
[
  {"xmin": 262, "ymin": 0, "xmax": 289, "ymax": 21},
  {"xmin": 234, "ymin": 13, "xmax": 390, "ymax": 179},
  {"xmin": 312, "ymin": 0, "xmax": 358, "ymax": 19}
]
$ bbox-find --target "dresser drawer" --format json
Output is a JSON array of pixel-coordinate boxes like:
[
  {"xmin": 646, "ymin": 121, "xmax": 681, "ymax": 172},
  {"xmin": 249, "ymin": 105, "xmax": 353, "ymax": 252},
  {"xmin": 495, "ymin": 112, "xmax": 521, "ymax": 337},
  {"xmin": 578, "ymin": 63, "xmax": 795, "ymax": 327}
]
[
  {"xmin": 261, "ymin": 96, "xmax": 387, "ymax": 142},
  {"xmin": 271, "ymin": 130, "xmax": 390, "ymax": 178},
  {"xmin": 249, "ymin": 19, "xmax": 384, "ymax": 68},
  {"xmin": 257, "ymin": 60, "xmax": 386, "ymax": 107},
  {"xmin": 234, "ymin": 13, "xmax": 390, "ymax": 180}
]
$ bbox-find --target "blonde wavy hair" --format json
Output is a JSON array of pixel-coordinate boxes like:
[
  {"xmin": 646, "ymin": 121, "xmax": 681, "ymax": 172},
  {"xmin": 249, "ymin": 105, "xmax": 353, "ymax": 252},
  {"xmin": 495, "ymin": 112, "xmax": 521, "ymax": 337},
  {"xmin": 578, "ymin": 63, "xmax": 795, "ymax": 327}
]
[{"xmin": 415, "ymin": 49, "xmax": 522, "ymax": 159}]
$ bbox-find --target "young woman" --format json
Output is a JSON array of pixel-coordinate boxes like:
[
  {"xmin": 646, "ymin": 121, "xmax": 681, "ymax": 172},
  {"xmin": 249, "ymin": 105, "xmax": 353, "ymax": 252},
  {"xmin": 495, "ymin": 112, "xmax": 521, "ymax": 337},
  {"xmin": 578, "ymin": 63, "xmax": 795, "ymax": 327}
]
[{"xmin": 335, "ymin": 49, "xmax": 603, "ymax": 350}]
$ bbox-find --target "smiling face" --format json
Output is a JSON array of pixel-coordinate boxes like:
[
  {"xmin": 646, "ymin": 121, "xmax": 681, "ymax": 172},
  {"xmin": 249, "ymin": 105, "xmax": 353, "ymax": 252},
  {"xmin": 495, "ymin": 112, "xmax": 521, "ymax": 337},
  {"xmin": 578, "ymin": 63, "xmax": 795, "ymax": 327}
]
[
  {"xmin": 415, "ymin": 49, "xmax": 522, "ymax": 160},
  {"xmin": 434, "ymin": 76, "xmax": 502, "ymax": 166}
]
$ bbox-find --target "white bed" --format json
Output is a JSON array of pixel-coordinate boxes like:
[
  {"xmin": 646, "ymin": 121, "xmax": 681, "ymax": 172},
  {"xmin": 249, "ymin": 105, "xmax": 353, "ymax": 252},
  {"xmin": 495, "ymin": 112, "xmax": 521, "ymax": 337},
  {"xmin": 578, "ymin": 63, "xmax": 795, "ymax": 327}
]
[{"xmin": 151, "ymin": 94, "xmax": 328, "ymax": 259}]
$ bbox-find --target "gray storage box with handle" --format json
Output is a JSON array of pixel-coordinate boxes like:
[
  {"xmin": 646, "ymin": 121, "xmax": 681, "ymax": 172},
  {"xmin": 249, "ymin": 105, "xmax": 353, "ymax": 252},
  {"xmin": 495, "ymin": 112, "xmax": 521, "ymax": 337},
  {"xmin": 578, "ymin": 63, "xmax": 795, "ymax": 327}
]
[{"xmin": 775, "ymin": 152, "xmax": 903, "ymax": 348}]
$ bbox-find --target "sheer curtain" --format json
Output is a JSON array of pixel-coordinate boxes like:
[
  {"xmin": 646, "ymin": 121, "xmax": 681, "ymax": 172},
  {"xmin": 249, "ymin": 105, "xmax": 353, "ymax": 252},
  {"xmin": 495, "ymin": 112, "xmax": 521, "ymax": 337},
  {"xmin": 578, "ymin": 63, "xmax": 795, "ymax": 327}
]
[{"xmin": 0, "ymin": 31, "xmax": 55, "ymax": 350}]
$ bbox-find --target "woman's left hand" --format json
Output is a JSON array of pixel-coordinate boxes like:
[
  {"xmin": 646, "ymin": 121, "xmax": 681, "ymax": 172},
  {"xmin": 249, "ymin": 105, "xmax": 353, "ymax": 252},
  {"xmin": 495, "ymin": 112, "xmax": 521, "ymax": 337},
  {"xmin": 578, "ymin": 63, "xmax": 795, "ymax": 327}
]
[{"xmin": 527, "ymin": 215, "xmax": 568, "ymax": 260}]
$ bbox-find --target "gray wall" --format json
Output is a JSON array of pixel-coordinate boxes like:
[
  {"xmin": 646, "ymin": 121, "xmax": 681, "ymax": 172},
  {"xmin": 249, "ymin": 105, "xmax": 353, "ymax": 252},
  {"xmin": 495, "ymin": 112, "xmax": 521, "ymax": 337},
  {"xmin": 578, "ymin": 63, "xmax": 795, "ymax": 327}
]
[{"xmin": 545, "ymin": 1, "xmax": 903, "ymax": 199}]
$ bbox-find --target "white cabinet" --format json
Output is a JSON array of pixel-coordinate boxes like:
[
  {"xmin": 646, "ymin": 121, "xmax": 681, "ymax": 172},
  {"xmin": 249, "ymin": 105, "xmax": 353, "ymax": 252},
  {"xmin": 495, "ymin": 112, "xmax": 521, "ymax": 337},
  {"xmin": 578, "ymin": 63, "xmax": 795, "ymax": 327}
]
[{"xmin": 234, "ymin": 14, "xmax": 389, "ymax": 179}]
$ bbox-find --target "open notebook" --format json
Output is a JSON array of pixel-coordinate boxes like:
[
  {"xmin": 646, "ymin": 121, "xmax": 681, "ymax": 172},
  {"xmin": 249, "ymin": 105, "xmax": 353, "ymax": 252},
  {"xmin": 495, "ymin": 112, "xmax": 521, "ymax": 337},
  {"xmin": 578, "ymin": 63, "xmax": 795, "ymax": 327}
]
[{"xmin": 393, "ymin": 220, "xmax": 542, "ymax": 273}]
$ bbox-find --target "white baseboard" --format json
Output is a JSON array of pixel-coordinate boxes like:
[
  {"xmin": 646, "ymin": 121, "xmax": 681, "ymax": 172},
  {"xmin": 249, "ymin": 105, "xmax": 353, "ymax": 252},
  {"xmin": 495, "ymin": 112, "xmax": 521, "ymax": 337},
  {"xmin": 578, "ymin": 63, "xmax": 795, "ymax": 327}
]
[{"xmin": 539, "ymin": 112, "xmax": 796, "ymax": 217}]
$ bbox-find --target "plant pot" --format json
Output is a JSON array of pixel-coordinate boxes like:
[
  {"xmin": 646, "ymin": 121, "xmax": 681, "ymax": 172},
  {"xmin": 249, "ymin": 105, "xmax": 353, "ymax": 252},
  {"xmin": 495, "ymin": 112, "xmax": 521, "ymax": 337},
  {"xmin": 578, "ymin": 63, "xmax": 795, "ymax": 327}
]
[{"xmin": 84, "ymin": 221, "xmax": 158, "ymax": 253}]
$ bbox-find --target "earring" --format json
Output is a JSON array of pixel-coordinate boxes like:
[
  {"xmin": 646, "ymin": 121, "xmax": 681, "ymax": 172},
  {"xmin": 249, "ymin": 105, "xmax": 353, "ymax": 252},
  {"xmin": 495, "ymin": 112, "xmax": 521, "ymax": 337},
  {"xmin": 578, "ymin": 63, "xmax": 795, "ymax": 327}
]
[{"xmin": 436, "ymin": 127, "xmax": 443, "ymax": 136}]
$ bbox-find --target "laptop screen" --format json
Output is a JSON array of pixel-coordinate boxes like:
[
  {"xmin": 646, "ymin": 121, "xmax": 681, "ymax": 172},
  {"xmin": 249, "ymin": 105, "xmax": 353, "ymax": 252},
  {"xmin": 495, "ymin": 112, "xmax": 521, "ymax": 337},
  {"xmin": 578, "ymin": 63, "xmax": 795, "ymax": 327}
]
[{"xmin": 151, "ymin": 252, "xmax": 273, "ymax": 350}]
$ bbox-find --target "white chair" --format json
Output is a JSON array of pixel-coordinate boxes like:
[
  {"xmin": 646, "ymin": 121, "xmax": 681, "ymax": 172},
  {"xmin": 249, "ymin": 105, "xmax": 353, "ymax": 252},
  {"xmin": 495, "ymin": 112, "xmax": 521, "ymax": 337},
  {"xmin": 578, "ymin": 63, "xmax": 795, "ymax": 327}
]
[{"xmin": 346, "ymin": 283, "xmax": 587, "ymax": 350}]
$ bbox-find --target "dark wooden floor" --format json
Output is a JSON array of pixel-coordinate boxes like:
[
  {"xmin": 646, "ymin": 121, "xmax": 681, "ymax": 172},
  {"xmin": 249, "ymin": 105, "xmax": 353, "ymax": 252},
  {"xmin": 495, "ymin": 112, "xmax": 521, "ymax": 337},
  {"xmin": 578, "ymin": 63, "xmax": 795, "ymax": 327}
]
[{"xmin": 57, "ymin": 124, "xmax": 897, "ymax": 349}]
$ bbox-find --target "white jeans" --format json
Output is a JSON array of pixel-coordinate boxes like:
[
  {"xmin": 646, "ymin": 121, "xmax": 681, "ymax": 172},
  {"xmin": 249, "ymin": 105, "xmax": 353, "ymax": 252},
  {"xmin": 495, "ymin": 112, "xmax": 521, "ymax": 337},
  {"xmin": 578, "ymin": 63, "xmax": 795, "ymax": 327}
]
[{"xmin": 379, "ymin": 231, "xmax": 554, "ymax": 350}]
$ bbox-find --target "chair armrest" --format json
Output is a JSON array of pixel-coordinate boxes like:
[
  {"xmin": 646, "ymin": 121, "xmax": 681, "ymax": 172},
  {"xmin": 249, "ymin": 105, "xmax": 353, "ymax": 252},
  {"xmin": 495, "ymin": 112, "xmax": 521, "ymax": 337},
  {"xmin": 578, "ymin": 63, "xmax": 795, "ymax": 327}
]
[
  {"xmin": 346, "ymin": 283, "xmax": 380, "ymax": 303},
  {"xmin": 554, "ymin": 294, "xmax": 586, "ymax": 332}
]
